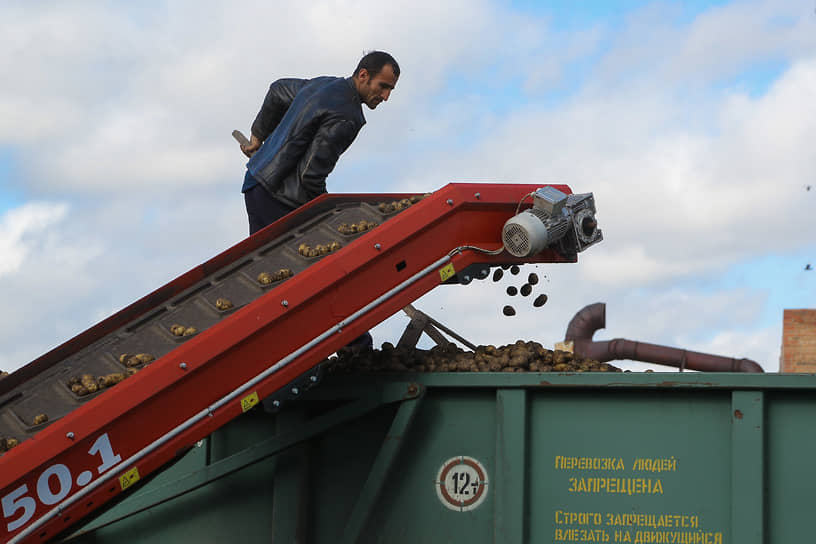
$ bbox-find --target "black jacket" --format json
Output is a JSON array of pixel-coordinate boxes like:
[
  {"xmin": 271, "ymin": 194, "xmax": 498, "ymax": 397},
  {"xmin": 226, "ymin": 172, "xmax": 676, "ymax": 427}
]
[{"xmin": 246, "ymin": 77, "xmax": 366, "ymax": 208}]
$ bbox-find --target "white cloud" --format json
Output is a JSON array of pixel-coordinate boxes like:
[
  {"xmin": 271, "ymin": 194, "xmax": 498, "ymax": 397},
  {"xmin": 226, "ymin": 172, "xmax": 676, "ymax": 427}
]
[
  {"xmin": 1, "ymin": 0, "xmax": 814, "ymax": 375},
  {"xmin": 0, "ymin": 202, "xmax": 69, "ymax": 277}
]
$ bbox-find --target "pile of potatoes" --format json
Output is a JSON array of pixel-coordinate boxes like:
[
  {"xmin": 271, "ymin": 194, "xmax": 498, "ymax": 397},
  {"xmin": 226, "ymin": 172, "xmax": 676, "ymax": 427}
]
[
  {"xmin": 258, "ymin": 269, "xmax": 293, "ymax": 285},
  {"xmin": 377, "ymin": 195, "xmax": 425, "ymax": 214},
  {"xmin": 215, "ymin": 297, "xmax": 234, "ymax": 311},
  {"xmin": 328, "ymin": 340, "xmax": 621, "ymax": 374},
  {"xmin": 298, "ymin": 241, "xmax": 341, "ymax": 258},
  {"xmin": 66, "ymin": 352, "xmax": 155, "ymax": 397},
  {"xmin": 170, "ymin": 324, "xmax": 197, "ymax": 337},
  {"xmin": 119, "ymin": 353, "xmax": 155, "ymax": 368},
  {"xmin": 338, "ymin": 220, "xmax": 378, "ymax": 235},
  {"xmin": 67, "ymin": 371, "xmax": 132, "ymax": 397}
]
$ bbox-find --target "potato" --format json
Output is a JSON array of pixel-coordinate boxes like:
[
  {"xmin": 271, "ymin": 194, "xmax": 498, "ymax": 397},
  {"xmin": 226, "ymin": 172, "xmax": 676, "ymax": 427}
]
[
  {"xmin": 534, "ymin": 294, "xmax": 548, "ymax": 307},
  {"xmin": 215, "ymin": 297, "xmax": 233, "ymax": 310},
  {"xmin": 492, "ymin": 269, "xmax": 503, "ymax": 282},
  {"xmin": 170, "ymin": 324, "xmax": 185, "ymax": 336},
  {"xmin": 98, "ymin": 373, "xmax": 126, "ymax": 388},
  {"xmin": 520, "ymin": 283, "xmax": 532, "ymax": 297},
  {"xmin": 183, "ymin": 327, "xmax": 198, "ymax": 336},
  {"xmin": 70, "ymin": 383, "xmax": 88, "ymax": 395},
  {"xmin": 502, "ymin": 305, "xmax": 516, "ymax": 316},
  {"xmin": 32, "ymin": 414, "xmax": 48, "ymax": 426}
]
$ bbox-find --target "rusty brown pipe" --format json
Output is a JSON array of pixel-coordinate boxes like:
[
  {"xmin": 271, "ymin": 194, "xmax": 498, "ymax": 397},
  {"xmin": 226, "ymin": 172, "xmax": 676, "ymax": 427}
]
[{"xmin": 565, "ymin": 303, "xmax": 764, "ymax": 372}]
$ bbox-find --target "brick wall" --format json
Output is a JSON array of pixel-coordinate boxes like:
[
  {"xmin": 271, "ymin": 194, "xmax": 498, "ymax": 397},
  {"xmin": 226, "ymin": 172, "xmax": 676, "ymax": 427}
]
[{"xmin": 781, "ymin": 309, "xmax": 816, "ymax": 372}]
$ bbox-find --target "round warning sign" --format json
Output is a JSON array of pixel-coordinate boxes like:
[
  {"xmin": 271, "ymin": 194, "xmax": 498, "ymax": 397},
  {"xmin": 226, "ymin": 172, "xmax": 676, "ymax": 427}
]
[{"xmin": 435, "ymin": 456, "xmax": 489, "ymax": 511}]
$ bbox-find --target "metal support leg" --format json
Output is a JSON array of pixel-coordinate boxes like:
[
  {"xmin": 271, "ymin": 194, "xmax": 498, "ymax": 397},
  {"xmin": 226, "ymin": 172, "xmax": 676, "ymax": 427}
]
[
  {"xmin": 731, "ymin": 390, "xmax": 765, "ymax": 544},
  {"xmin": 340, "ymin": 386, "xmax": 426, "ymax": 544},
  {"xmin": 494, "ymin": 388, "xmax": 528, "ymax": 544}
]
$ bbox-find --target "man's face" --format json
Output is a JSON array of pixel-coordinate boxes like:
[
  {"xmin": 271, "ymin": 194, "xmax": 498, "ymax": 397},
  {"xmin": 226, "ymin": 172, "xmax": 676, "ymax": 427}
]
[{"xmin": 357, "ymin": 64, "xmax": 398, "ymax": 110}]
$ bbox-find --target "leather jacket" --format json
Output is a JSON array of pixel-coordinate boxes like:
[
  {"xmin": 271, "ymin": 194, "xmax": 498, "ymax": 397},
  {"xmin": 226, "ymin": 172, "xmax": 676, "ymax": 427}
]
[{"xmin": 245, "ymin": 77, "xmax": 366, "ymax": 208}]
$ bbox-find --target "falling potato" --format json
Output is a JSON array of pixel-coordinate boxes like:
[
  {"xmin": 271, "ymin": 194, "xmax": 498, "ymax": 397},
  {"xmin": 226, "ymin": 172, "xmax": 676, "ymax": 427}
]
[
  {"xmin": 510, "ymin": 265, "xmax": 520, "ymax": 275},
  {"xmin": 32, "ymin": 414, "xmax": 48, "ymax": 426},
  {"xmin": 533, "ymin": 294, "xmax": 548, "ymax": 307},
  {"xmin": 492, "ymin": 269, "xmax": 503, "ymax": 282},
  {"xmin": 506, "ymin": 286, "xmax": 518, "ymax": 296},
  {"xmin": 528, "ymin": 272, "xmax": 539, "ymax": 285},
  {"xmin": 503, "ymin": 305, "xmax": 516, "ymax": 316},
  {"xmin": 520, "ymin": 283, "xmax": 532, "ymax": 297}
]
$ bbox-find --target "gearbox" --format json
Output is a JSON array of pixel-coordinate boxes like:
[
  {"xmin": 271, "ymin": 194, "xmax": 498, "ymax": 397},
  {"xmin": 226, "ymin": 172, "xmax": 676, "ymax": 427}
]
[{"xmin": 502, "ymin": 186, "xmax": 602, "ymax": 257}]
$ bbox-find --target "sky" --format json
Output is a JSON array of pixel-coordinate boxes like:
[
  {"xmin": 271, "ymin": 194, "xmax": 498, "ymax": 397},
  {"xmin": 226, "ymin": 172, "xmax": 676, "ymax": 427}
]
[{"xmin": 1, "ymin": 0, "xmax": 814, "ymax": 374}]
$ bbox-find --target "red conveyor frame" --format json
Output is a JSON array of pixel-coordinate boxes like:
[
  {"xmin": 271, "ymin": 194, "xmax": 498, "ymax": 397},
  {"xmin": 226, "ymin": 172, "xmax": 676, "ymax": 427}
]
[{"xmin": 0, "ymin": 183, "xmax": 575, "ymax": 543}]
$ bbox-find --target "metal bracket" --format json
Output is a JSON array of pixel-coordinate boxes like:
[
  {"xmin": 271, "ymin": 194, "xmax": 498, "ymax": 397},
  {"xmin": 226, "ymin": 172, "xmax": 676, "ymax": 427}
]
[
  {"xmin": 397, "ymin": 304, "xmax": 477, "ymax": 351},
  {"xmin": 261, "ymin": 363, "xmax": 325, "ymax": 413}
]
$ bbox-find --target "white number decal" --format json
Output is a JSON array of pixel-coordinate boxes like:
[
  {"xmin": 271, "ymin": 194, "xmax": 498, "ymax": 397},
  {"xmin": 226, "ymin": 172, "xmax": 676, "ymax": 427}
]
[
  {"xmin": 2, "ymin": 432, "xmax": 124, "ymax": 534},
  {"xmin": 36, "ymin": 464, "xmax": 72, "ymax": 505},
  {"xmin": 89, "ymin": 433, "xmax": 121, "ymax": 473},
  {"xmin": 2, "ymin": 484, "xmax": 36, "ymax": 532}
]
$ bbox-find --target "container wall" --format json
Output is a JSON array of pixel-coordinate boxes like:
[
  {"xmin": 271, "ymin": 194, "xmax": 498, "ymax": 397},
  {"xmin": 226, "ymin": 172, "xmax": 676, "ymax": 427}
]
[{"xmin": 65, "ymin": 374, "xmax": 816, "ymax": 544}]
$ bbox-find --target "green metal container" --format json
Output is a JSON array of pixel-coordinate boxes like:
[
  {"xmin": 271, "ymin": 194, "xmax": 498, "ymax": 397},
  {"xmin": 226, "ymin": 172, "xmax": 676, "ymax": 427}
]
[{"xmin": 63, "ymin": 372, "xmax": 816, "ymax": 544}]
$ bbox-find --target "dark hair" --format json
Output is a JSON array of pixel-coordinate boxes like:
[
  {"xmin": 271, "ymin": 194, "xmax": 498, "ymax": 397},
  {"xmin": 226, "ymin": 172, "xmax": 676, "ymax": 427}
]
[{"xmin": 353, "ymin": 51, "xmax": 400, "ymax": 79}]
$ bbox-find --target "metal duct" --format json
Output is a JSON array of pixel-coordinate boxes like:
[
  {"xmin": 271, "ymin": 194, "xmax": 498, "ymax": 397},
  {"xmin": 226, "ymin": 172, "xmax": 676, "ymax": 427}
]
[{"xmin": 564, "ymin": 303, "xmax": 764, "ymax": 373}]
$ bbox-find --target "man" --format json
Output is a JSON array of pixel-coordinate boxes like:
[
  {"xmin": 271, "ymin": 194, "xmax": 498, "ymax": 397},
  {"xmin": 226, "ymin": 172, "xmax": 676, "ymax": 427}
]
[{"xmin": 240, "ymin": 51, "xmax": 400, "ymax": 235}]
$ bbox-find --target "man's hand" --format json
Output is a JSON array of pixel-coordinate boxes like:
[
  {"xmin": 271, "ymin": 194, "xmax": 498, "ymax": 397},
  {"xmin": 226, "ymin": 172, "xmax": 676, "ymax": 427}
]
[{"xmin": 241, "ymin": 134, "xmax": 262, "ymax": 158}]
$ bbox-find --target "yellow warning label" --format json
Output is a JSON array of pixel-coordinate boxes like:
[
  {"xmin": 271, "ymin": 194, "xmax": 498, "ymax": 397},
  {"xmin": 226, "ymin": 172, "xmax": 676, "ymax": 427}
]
[
  {"xmin": 119, "ymin": 467, "xmax": 140, "ymax": 491},
  {"xmin": 439, "ymin": 263, "xmax": 456, "ymax": 282},
  {"xmin": 241, "ymin": 391, "xmax": 260, "ymax": 412}
]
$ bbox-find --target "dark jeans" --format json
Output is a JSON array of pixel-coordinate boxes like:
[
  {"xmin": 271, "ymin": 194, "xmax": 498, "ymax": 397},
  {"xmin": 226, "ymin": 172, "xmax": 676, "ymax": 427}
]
[
  {"xmin": 244, "ymin": 183, "xmax": 297, "ymax": 235},
  {"xmin": 242, "ymin": 182, "xmax": 373, "ymax": 350}
]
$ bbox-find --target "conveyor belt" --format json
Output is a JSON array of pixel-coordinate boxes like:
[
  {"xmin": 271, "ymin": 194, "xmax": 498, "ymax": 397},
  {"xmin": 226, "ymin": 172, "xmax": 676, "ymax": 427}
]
[
  {"xmin": 0, "ymin": 196, "xmax": 417, "ymax": 446},
  {"xmin": 0, "ymin": 183, "xmax": 578, "ymax": 543}
]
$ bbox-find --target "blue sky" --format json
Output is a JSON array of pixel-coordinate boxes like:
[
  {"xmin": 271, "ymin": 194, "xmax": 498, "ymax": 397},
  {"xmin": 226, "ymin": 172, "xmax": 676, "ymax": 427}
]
[{"xmin": 0, "ymin": 0, "xmax": 814, "ymax": 373}]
